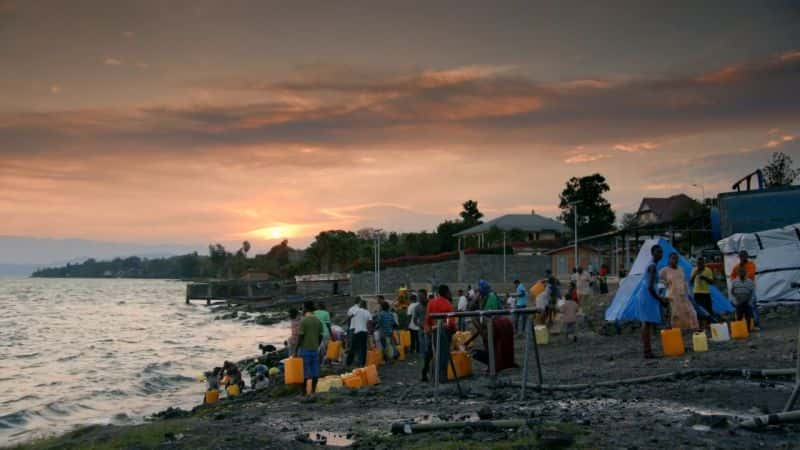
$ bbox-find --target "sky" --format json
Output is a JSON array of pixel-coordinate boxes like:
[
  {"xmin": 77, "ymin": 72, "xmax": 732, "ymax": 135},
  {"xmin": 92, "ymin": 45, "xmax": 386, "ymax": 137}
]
[{"xmin": 1, "ymin": 0, "xmax": 799, "ymax": 261}]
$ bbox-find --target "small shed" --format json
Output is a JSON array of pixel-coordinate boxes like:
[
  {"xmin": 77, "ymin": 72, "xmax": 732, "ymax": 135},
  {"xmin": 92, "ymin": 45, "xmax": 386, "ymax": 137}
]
[
  {"xmin": 295, "ymin": 273, "xmax": 351, "ymax": 295},
  {"xmin": 546, "ymin": 244, "xmax": 604, "ymax": 278}
]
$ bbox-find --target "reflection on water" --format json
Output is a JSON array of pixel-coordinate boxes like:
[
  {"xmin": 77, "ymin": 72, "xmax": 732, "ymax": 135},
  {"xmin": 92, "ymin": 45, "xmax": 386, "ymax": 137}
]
[{"xmin": 0, "ymin": 278, "xmax": 289, "ymax": 445}]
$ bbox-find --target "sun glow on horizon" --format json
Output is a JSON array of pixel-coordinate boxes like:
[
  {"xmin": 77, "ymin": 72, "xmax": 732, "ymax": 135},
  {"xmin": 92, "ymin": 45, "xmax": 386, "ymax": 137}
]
[{"xmin": 248, "ymin": 225, "xmax": 298, "ymax": 240}]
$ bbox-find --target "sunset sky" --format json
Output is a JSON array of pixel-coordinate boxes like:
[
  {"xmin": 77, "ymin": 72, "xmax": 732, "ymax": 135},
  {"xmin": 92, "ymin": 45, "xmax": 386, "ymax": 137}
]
[{"xmin": 1, "ymin": 0, "xmax": 799, "ymax": 259}]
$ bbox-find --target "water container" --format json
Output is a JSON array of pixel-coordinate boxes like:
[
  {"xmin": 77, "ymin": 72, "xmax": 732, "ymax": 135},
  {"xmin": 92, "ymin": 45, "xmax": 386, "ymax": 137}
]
[
  {"xmin": 692, "ymin": 332, "xmax": 708, "ymax": 352},
  {"xmin": 397, "ymin": 343, "xmax": 406, "ymax": 361},
  {"xmin": 447, "ymin": 351, "xmax": 473, "ymax": 380},
  {"xmin": 710, "ymin": 323, "xmax": 730, "ymax": 342},
  {"xmin": 730, "ymin": 320, "xmax": 749, "ymax": 339},
  {"xmin": 367, "ymin": 348, "xmax": 383, "ymax": 366},
  {"xmin": 354, "ymin": 368, "xmax": 368, "ymax": 386},
  {"xmin": 364, "ymin": 364, "xmax": 380, "ymax": 385},
  {"xmin": 204, "ymin": 389, "xmax": 219, "ymax": 404},
  {"xmin": 316, "ymin": 377, "xmax": 332, "ymax": 393},
  {"xmin": 226, "ymin": 383, "xmax": 241, "ymax": 397},
  {"xmin": 342, "ymin": 373, "xmax": 363, "ymax": 389},
  {"xmin": 326, "ymin": 340, "xmax": 342, "ymax": 361},
  {"xmin": 534, "ymin": 325, "xmax": 549, "ymax": 345},
  {"xmin": 284, "ymin": 356, "xmax": 304, "ymax": 385},
  {"xmin": 400, "ymin": 330, "xmax": 411, "ymax": 348},
  {"xmin": 660, "ymin": 328, "xmax": 685, "ymax": 356}
]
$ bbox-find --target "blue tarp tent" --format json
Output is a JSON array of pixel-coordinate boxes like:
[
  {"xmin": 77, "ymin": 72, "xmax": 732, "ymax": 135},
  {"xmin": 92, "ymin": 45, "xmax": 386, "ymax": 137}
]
[{"xmin": 605, "ymin": 238, "xmax": 733, "ymax": 324}]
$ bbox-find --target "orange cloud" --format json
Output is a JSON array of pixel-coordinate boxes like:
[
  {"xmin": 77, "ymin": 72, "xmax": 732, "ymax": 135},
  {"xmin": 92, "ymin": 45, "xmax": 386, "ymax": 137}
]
[
  {"xmin": 613, "ymin": 142, "xmax": 659, "ymax": 152},
  {"xmin": 564, "ymin": 153, "xmax": 610, "ymax": 164}
]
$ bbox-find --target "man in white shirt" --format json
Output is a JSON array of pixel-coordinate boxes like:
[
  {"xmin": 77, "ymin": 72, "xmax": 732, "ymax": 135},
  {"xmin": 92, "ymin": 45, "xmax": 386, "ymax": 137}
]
[
  {"xmin": 576, "ymin": 267, "xmax": 592, "ymax": 301},
  {"xmin": 406, "ymin": 294, "xmax": 420, "ymax": 353},
  {"xmin": 346, "ymin": 299, "xmax": 371, "ymax": 367},
  {"xmin": 456, "ymin": 289, "xmax": 468, "ymax": 331}
]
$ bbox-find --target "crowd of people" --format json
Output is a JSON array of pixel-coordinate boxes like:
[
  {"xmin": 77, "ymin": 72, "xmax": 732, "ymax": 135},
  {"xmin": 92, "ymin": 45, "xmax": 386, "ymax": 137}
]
[
  {"xmin": 639, "ymin": 245, "xmax": 759, "ymax": 359},
  {"xmin": 202, "ymin": 259, "xmax": 639, "ymax": 401}
]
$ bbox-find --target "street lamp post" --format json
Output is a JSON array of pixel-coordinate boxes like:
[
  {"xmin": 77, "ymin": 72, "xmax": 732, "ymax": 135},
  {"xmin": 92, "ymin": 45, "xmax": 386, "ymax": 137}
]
[
  {"xmin": 568, "ymin": 200, "xmax": 582, "ymax": 271},
  {"xmin": 374, "ymin": 229, "xmax": 383, "ymax": 295}
]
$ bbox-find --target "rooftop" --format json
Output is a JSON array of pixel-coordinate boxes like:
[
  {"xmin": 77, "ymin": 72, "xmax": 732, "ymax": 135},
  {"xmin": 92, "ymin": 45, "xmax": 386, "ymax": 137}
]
[{"xmin": 453, "ymin": 213, "xmax": 568, "ymax": 237}]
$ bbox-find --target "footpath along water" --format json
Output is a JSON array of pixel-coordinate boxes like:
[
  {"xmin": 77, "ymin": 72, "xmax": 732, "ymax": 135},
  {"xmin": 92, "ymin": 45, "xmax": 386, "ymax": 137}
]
[{"xmin": 0, "ymin": 278, "xmax": 289, "ymax": 446}]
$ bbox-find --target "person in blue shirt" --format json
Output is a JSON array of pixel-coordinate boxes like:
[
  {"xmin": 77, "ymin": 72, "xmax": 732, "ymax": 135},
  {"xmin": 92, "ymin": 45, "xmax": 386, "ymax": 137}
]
[
  {"xmin": 512, "ymin": 280, "xmax": 529, "ymax": 336},
  {"xmin": 376, "ymin": 301, "xmax": 398, "ymax": 362}
]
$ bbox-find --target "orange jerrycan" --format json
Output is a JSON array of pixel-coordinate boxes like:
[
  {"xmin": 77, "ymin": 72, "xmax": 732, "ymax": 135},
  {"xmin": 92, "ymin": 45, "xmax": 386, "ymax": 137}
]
[
  {"xmin": 363, "ymin": 364, "xmax": 380, "ymax": 385},
  {"xmin": 204, "ymin": 389, "xmax": 220, "ymax": 404},
  {"xmin": 284, "ymin": 356, "xmax": 304, "ymax": 385},
  {"xmin": 342, "ymin": 372, "xmax": 362, "ymax": 389},
  {"xmin": 660, "ymin": 328, "xmax": 685, "ymax": 356},
  {"xmin": 730, "ymin": 320, "xmax": 749, "ymax": 339},
  {"xmin": 366, "ymin": 348, "xmax": 383, "ymax": 366},
  {"xmin": 400, "ymin": 330, "xmax": 411, "ymax": 348},
  {"xmin": 326, "ymin": 340, "xmax": 342, "ymax": 361},
  {"xmin": 447, "ymin": 351, "xmax": 473, "ymax": 380}
]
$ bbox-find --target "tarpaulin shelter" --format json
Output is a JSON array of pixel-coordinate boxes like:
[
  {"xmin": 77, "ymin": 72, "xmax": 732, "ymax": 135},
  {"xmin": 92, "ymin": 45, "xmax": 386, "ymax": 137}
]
[
  {"xmin": 605, "ymin": 238, "xmax": 733, "ymax": 324},
  {"xmin": 717, "ymin": 223, "xmax": 800, "ymax": 303}
]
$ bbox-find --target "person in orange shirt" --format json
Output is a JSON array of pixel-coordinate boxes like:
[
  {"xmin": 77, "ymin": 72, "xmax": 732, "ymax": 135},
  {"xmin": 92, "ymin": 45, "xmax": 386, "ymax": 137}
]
[
  {"xmin": 729, "ymin": 250, "xmax": 756, "ymax": 281},
  {"xmin": 729, "ymin": 250, "xmax": 759, "ymax": 329}
]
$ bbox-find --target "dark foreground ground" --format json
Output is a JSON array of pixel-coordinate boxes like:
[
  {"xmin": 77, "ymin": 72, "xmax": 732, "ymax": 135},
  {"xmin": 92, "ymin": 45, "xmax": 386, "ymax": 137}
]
[{"xmin": 14, "ymin": 296, "xmax": 800, "ymax": 450}]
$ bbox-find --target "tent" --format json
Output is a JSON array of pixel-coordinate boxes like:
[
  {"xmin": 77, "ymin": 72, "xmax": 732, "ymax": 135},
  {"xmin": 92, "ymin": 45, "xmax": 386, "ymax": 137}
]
[
  {"xmin": 717, "ymin": 223, "xmax": 800, "ymax": 303},
  {"xmin": 605, "ymin": 238, "xmax": 733, "ymax": 323}
]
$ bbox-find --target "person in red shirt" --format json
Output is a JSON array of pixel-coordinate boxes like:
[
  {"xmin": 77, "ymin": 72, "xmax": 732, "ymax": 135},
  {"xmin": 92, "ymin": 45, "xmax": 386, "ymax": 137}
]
[{"xmin": 421, "ymin": 285, "xmax": 456, "ymax": 382}]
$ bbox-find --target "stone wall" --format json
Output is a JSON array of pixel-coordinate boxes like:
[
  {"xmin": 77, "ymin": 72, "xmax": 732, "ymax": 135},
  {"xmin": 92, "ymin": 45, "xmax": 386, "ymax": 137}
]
[{"xmin": 351, "ymin": 253, "xmax": 551, "ymax": 295}]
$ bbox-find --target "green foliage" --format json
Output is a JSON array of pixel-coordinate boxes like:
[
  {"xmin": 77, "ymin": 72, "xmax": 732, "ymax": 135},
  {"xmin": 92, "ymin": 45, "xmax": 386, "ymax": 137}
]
[
  {"xmin": 16, "ymin": 419, "xmax": 191, "ymax": 450},
  {"xmin": 305, "ymin": 230, "xmax": 363, "ymax": 273},
  {"xmin": 435, "ymin": 220, "xmax": 471, "ymax": 252},
  {"xmin": 459, "ymin": 199, "xmax": 484, "ymax": 226},
  {"xmin": 32, "ymin": 252, "xmax": 213, "ymax": 279},
  {"xmin": 558, "ymin": 173, "xmax": 616, "ymax": 237},
  {"xmin": 763, "ymin": 151, "xmax": 798, "ymax": 187}
]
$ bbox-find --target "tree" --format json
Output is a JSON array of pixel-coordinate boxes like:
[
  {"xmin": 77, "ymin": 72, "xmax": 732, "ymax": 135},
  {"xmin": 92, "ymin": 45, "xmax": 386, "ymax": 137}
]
[
  {"xmin": 305, "ymin": 230, "xmax": 362, "ymax": 273},
  {"xmin": 459, "ymin": 200, "xmax": 484, "ymax": 226},
  {"xmin": 558, "ymin": 173, "xmax": 616, "ymax": 236},
  {"xmin": 435, "ymin": 219, "xmax": 472, "ymax": 252},
  {"xmin": 620, "ymin": 213, "xmax": 639, "ymax": 230},
  {"xmin": 208, "ymin": 243, "xmax": 228, "ymax": 277},
  {"xmin": 763, "ymin": 151, "xmax": 798, "ymax": 187},
  {"xmin": 241, "ymin": 240, "xmax": 251, "ymax": 255}
]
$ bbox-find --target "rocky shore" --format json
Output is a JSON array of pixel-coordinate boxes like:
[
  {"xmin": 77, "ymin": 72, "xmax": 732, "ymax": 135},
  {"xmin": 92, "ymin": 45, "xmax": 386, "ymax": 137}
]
[{"xmin": 15, "ymin": 296, "xmax": 800, "ymax": 450}]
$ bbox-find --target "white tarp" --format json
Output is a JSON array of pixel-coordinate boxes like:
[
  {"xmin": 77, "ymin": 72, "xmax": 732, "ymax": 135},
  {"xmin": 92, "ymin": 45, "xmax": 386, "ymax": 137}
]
[{"xmin": 717, "ymin": 223, "xmax": 800, "ymax": 303}]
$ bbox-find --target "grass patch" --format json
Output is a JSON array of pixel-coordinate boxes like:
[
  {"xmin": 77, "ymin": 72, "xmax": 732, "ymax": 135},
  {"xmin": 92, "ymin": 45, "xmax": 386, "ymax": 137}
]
[{"xmin": 14, "ymin": 419, "xmax": 192, "ymax": 450}]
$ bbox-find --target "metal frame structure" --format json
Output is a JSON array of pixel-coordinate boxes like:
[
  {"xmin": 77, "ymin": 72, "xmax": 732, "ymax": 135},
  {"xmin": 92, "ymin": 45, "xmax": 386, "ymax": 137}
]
[{"xmin": 428, "ymin": 308, "xmax": 543, "ymax": 400}]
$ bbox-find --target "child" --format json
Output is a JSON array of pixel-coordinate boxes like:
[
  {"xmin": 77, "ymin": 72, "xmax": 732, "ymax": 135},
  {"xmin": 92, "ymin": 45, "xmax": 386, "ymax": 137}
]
[
  {"xmin": 535, "ymin": 284, "xmax": 550, "ymax": 325},
  {"xmin": 203, "ymin": 367, "xmax": 222, "ymax": 404},
  {"xmin": 560, "ymin": 296, "xmax": 579, "ymax": 342},
  {"xmin": 731, "ymin": 266, "xmax": 755, "ymax": 324},
  {"xmin": 251, "ymin": 364, "xmax": 270, "ymax": 390}
]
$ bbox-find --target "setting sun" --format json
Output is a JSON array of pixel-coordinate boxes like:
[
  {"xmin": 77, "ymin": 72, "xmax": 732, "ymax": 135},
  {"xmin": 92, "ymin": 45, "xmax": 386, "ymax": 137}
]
[{"xmin": 249, "ymin": 225, "xmax": 295, "ymax": 240}]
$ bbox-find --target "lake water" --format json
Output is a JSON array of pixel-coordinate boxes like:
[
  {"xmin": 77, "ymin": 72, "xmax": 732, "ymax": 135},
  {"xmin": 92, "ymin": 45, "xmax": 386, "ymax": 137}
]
[{"xmin": 0, "ymin": 278, "xmax": 289, "ymax": 446}]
